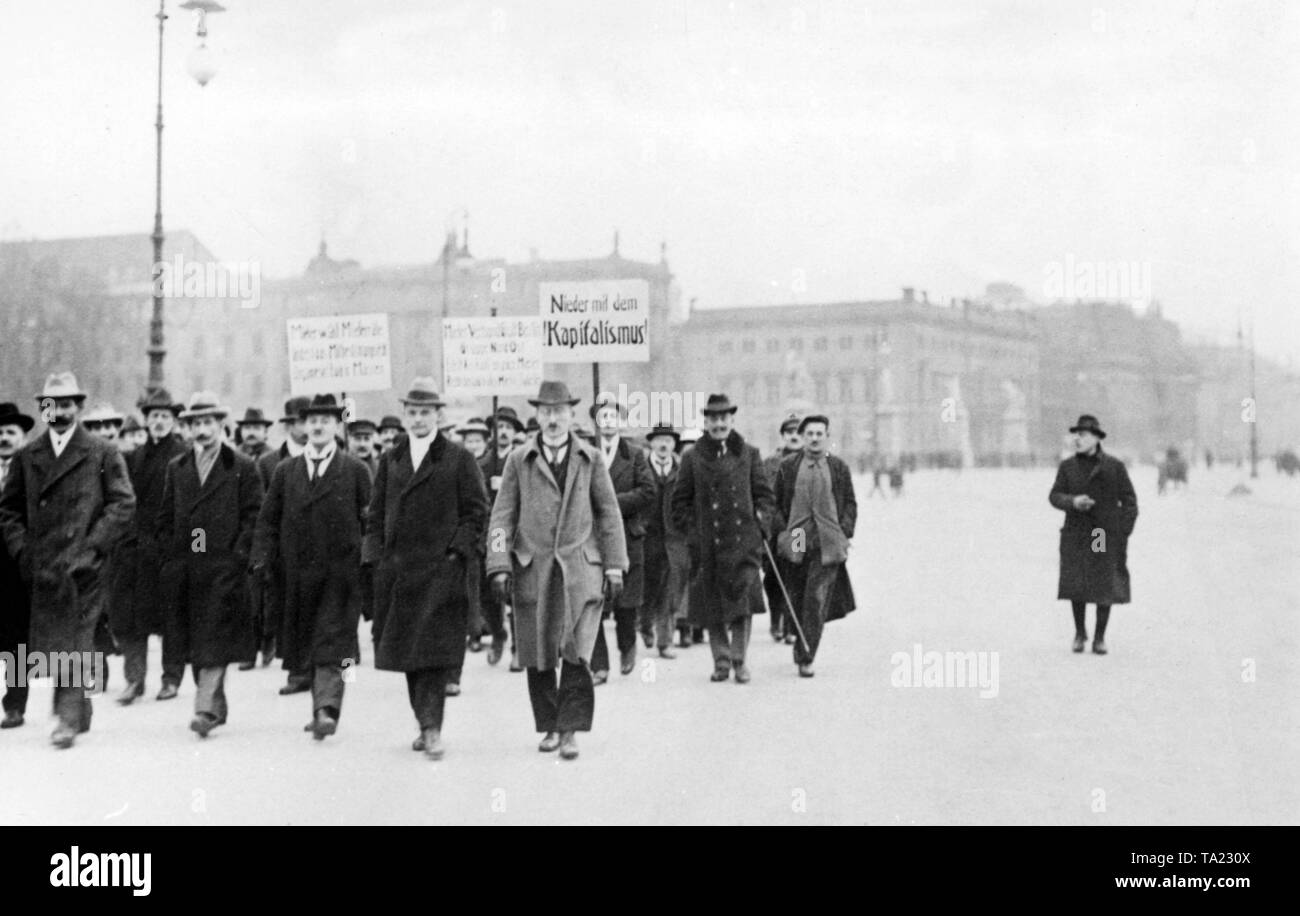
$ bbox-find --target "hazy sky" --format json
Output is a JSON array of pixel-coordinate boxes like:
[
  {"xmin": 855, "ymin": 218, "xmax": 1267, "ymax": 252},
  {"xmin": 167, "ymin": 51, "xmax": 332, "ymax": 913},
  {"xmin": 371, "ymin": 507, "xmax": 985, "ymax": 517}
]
[{"xmin": 2, "ymin": 1, "xmax": 1297, "ymax": 360}]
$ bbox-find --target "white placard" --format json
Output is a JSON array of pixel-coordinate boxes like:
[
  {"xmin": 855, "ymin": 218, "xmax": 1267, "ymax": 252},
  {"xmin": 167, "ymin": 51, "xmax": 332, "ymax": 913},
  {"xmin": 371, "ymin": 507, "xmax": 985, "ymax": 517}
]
[
  {"xmin": 538, "ymin": 279, "xmax": 650, "ymax": 363},
  {"xmin": 286, "ymin": 313, "xmax": 393, "ymax": 395},
  {"xmin": 442, "ymin": 317, "xmax": 545, "ymax": 396}
]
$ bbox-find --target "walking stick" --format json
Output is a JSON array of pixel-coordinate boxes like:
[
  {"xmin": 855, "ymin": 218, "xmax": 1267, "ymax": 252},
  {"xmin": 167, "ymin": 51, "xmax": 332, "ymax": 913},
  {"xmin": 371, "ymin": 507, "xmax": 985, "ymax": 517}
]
[{"xmin": 761, "ymin": 536, "xmax": 811, "ymax": 658}]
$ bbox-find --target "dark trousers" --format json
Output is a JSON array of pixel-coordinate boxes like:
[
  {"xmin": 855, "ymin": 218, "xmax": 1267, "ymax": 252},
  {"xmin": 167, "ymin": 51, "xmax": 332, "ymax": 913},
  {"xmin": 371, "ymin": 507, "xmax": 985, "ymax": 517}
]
[
  {"xmin": 708, "ymin": 616, "xmax": 751, "ymax": 669},
  {"xmin": 3, "ymin": 682, "xmax": 27, "ymax": 715},
  {"xmin": 590, "ymin": 603, "xmax": 637, "ymax": 672},
  {"xmin": 788, "ymin": 559, "xmax": 839, "ymax": 665},
  {"xmin": 481, "ymin": 575, "xmax": 512, "ymax": 645},
  {"xmin": 53, "ymin": 685, "xmax": 91, "ymax": 731},
  {"xmin": 312, "ymin": 664, "xmax": 345, "ymax": 718},
  {"xmin": 160, "ymin": 620, "xmax": 186, "ymax": 687},
  {"xmin": 406, "ymin": 667, "xmax": 455, "ymax": 731},
  {"xmin": 526, "ymin": 661, "xmax": 594, "ymax": 733},
  {"xmin": 119, "ymin": 633, "xmax": 150, "ymax": 686},
  {"xmin": 642, "ymin": 544, "xmax": 687, "ymax": 648},
  {"xmin": 193, "ymin": 665, "xmax": 228, "ymax": 721}
]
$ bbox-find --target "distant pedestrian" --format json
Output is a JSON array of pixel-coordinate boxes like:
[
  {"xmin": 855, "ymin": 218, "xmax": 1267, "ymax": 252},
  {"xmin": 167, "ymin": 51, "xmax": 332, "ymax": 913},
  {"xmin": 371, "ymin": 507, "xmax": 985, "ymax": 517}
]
[{"xmin": 1049, "ymin": 415, "xmax": 1138, "ymax": 655}]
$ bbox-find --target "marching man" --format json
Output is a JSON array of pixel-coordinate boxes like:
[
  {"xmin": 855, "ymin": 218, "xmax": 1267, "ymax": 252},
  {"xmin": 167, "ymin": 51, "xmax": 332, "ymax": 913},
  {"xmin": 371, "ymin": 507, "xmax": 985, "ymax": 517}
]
[
  {"xmin": 253, "ymin": 394, "xmax": 372, "ymax": 739},
  {"xmin": 486, "ymin": 381, "xmax": 627, "ymax": 760}
]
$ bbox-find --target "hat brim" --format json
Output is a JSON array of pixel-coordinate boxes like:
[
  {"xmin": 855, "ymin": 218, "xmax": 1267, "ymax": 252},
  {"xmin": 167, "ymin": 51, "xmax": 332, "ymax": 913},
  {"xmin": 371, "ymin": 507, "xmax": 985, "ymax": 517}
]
[
  {"xmin": 179, "ymin": 408, "xmax": 229, "ymax": 421},
  {"xmin": 528, "ymin": 398, "xmax": 581, "ymax": 408},
  {"xmin": 236, "ymin": 419, "xmax": 273, "ymax": 427},
  {"xmin": 1068, "ymin": 426, "xmax": 1106, "ymax": 438},
  {"xmin": 35, "ymin": 392, "xmax": 87, "ymax": 403},
  {"xmin": 0, "ymin": 414, "xmax": 35, "ymax": 433},
  {"xmin": 646, "ymin": 430, "xmax": 681, "ymax": 442},
  {"xmin": 399, "ymin": 398, "xmax": 447, "ymax": 408},
  {"xmin": 301, "ymin": 408, "xmax": 346, "ymax": 420},
  {"xmin": 701, "ymin": 407, "xmax": 738, "ymax": 416},
  {"xmin": 142, "ymin": 404, "xmax": 184, "ymax": 416}
]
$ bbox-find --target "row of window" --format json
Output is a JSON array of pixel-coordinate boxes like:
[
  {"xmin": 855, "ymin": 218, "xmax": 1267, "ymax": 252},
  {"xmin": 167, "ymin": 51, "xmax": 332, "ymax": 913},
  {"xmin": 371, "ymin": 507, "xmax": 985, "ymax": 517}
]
[{"xmin": 722, "ymin": 335, "xmax": 869, "ymax": 355}]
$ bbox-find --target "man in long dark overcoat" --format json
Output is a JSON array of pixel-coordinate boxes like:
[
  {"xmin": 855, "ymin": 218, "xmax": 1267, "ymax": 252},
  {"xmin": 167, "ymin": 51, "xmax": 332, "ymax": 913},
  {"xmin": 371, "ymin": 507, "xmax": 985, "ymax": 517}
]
[
  {"xmin": 0, "ymin": 373, "xmax": 136, "ymax": 748},
  {"xmin": 486, "ymin": 381, "xmax": 628, "ymax": 761},
  {"xmin": 1049, "ymin": 414, "xmax": 1138, "ymax": 655},
  {"xmin": 771, "ymin": 414, "xmax": 857, "ymax": 677},
  {"xmin": 589, "ymin": 396, "xmax": 655, "ymax": 682},
  {"xmin": 157, "ymin": 393, "xmax": 263, "ymax": 737},
  {"xmin": 476, "ymin": 406, "xmax": 525, "ymax": 667},
  {"xmin": 253, "ymin": 394, "xmax": 371, "ymax": 739},
  {"xmin": 0, "ymin": 401, "xmax": 36, "ymax": 729},
  {"xmin": 641, "ymin": 425, "xmax": 689, "ymax": 659},
  {"xmin": 362, "ymin": 378, "xmax": 488, "ymax": 760},
  {"xmin": 671, "ymin": 393, "xmax": 774, "ymax": 684},
  {"xmin": 110, "ymin": 388, "xmax": 188, "ymax": 703}
]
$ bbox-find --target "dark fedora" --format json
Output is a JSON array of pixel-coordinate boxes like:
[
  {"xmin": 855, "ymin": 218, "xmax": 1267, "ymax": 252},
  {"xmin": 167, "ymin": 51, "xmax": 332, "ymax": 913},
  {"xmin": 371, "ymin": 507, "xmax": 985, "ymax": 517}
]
[
  {"xmin": 0, "ymin": 402, "xmax": 35, "ymax": 433},
  {"xmin": 700, "ymin": 393, "xmax": 738, "ymax": 416},
  {"xmin": 378, "ymin": 415, "xmax": 404, "ymax": 433},
  {"xmin": 280, "ymin": 396, "xmax": 312, "ymax": 423},
  {"xmin": 137, "ymin": 387, "xmax": 183, "ymax": 415},
  {"xmin": 525, "ymin": 416, "xmax": 540, "ymax": 433},
  {"xmin": 589, "ymin": 395, "xmax": 624, "ymax": 421},
  {"xmin": 235, "ymin": 407, "xmax": 273, "ymax": 427},
  {"xmin": 347, "ymin": 418, "xmax": 378, "ymax": 435},
  {"xmin": 457, "ymin": 417, "xmax": 491, "ymax": 438},
  {"xmin": 797, "ymin": 414, "xmax": 830, "ymax": 434},
  {"xmin": 778, "ymin": 412, "xmax": 802, "ymax": 434},
  {"xmin": 1068, "ymin": 414, "xmax": 1106, "ymax": 439},
  {"xmin": 492, "ymin": 405, "xmax": 525, "ymax": 434},
  {"xmin": 300, "ymin": 394, "xmax": 346, "ymax": 420},
  {"xmin": 527, "ymin": 380, "xmax": 580, "ymax": 408},
  {"xmin": 399, "ymin": 377, "xmax": 446, "ymax": 407},
  {"xmin": 645, "ymin": 424, "xmax": 681, "ymax": 444}
]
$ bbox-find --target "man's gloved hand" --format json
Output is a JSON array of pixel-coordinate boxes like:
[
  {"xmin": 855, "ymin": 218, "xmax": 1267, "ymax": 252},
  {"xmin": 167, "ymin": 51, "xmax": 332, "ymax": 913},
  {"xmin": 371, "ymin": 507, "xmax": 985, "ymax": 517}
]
[
  {"xmin": 490, "ymin": 572, "xmax": 512, "ymax": 604},
  {"xmin": 603, "ymin": 570, "xmax": 624, "ymax": 603}
]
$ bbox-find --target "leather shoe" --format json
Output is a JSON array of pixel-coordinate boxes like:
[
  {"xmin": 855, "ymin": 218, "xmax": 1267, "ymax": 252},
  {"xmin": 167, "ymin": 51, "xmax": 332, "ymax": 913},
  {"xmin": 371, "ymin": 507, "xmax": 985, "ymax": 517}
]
[
  {"xmin": 509, "ymin": 650, "xmax": 522, "ymax": 672},
  {"xmin": 487, "ymin": 640, "xmax": 504, "ymax": 666},
  {"xmin": 558, "ymin": 731, "xmax": 579, "ymax": 760},
  {"xmin": 771, "ymin": 626, "xmax": 785, "ymax": 642},
  {"xmin": 677, "ymin": 630, "xmax": 691, "ymax": 649},
  {"xmin": 237, "ymin": 661, "xmax": 256, "ymax": 671},
  {"xmin": 467, "ymin": 636, "xmax": 484, "ymax": 653},
  {"xmin": 444, "ymin": 682, "xmax": 461, "ymax": 697},
  {"xmin": 278, "ymin": 681, "xmax": 310, "ymax": 696},
  {"xmin": 658, "ymin": 646, "xmax": 677, "ymax": 660},
  {"xmin": 311, "ymin": 710, "xmax": 337, "ymax": 741},
  {"xmin": 1, "ymin": 710, "xmax": 24, "ymax": 729},
  {"xmin": 1092, "ymin": 640, "xmax": 1108, "ymax": 655},
  {"xmin": 156, "ymin": 683, "xmax": 179, "ymax": 701},
  {"xmin": 411, "ymin": 733, "xmax": 425, "ymax": 752},
  {"xmin": 1072, "ymin": 635, "xmax": 1086, "ymax": 653},
  {"xmin": 619, "ymin": 647, "xmax": 636, "ymax": 675},
  {"xmin": 538, "ymin": 731, "xmax": 561, "ymax": 753},
  {"xmin": 783, "ymin": 633, "xmax": 797, "ymax": 645},
  {"xmin": 592, "ymin": 670, "xmax": 609, "ymax": 686},
  {"xmin": 117, "ymin": 681, "xmax": 144, "ymax": 706},
  {"xmin": 640, "ymin": 630, "xmax": 654, "ymax": 649},
  {"xmin": 733, "ymin": 664, "xmax": 752, "ymax": 684},
  {"xmin": 422, "ymin": 728, "xmax": 444, "ymax": 760},
  {"xmin": 710, "ymin": 667, "xmax": 730, "ymax": 683},
  {"xmin": 190, "ymin": 713, "xmax": 219, "ymax": 738},
  {"xmin": 798, "ymin": 664, "xmax": 815, "ymax": 678},
  {"xmin": 51, "ymin": 724, "xmax": 76, "ymax": 749}
]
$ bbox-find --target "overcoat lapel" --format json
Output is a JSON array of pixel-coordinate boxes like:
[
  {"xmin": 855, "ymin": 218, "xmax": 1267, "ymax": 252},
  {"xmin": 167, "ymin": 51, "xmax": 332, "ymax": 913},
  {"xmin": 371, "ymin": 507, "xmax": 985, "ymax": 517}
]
[
  {"xmin": 303, "ymin": 453, "xmax": 342, "ymax": 508},
  {"xmin": 399, "ymin": 433, "xmax": 446, "ymax": 501},
  {"xmin": 190, "ymin": 445, "xmax": 234, "ymax": 513},
  {"xmin": 38, "ymin": 426, "xmax": 91, "ymax": 497}
]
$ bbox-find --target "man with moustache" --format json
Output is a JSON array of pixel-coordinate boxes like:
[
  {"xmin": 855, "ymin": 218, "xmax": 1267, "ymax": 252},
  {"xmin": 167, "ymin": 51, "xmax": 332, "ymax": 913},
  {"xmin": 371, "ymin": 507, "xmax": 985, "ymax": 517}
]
[
  {"xmin": 376, "ymin": 415, "xmax": 404, "ymax": 455},
  {"xmin": 234, "ymin": 407, "xmax": 274, "ymax": 462},
  {"xmin": 81, "ymin": 402, "xmax": 131, "ymax": 687},
  {"xmin": 486, "ymin": 381, "xmax": 627, "ymax": 760},
  {"xmin": 763, "ymin": 414, "xmax": 803, "ymax": 643},
  {"xmin": 588, "ymin": 396, "xmax": 654, "ymax": 682},
  {"xmin": 233, "ymin": 407, "xmax": 276, "ymax": 671},
  {"xmin": 111, "ymin": 389, "xmax": 188, "ymax": 702},
  {"xmin": 0, "ymin": 402, "xmax": 36, "ymax": 729},
  {"xmin": 253, "ymin": 395, "xmax": 371, "ymax": 740},
  {"xmin": 363, "ymin": 379, "xmax": 488, "ymax": 760},
  {"xmin": 0, "ymin": 374, "xmax": 135, "ymax": 748},
  {"xmin": 476, "ymin": 406, "xmax": 525, "ymax": 667},
  {"xmin": 156, "ymin": 392, "xmax": 262, "ymax": 737},
  {"xmin": 671, "ymin": 394, "xmax": 774, "ymax": 685},
  {"xmin": 257, "ymin": 396, "xmax": 313, "ymax": 692},
  {"xmin": 771, "ymin": 415, "xmax": 857, "ymax": 678},
  {"xmin": 346, "ymin": 418, "xmax": 380, "ymax": 480},
  {"xmin": 640, "ymin": 425, "xmax": 688, "ymax": 660}
]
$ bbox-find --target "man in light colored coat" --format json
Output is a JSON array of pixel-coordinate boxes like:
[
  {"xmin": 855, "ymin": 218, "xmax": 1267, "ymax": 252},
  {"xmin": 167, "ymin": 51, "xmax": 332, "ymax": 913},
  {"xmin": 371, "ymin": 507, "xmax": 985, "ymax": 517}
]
[{"xmin": 486, "ymin": 381, "xmax": 627, "ymax": 761}]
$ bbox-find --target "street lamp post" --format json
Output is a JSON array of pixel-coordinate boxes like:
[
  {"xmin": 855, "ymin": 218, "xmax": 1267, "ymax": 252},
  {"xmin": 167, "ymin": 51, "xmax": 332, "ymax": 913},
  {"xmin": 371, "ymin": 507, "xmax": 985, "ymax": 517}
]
[{"xmin": 146, "ymin": 0, "xmax": 225, "ymax": 396}]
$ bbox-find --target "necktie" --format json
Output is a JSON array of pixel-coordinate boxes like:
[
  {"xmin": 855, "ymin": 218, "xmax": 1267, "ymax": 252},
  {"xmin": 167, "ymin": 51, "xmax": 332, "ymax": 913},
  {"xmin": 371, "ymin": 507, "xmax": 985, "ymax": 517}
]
[{"xmin": 311, "ymin": 456, "xmax": 325, "ymax": 481}]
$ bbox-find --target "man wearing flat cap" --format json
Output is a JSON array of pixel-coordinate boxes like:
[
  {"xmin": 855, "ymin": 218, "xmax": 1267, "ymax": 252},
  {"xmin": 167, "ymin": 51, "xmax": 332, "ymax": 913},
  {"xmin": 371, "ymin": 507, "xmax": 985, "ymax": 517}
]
[
  {"xmin": 771, "ymin": 414, "xmax": 857, "ymax": 677},
  {"xmin": 111, "ymin": 388, "xmax": 189, "ymax": 703},
  {"xmin": 155, "ymin": 392, "xmax": 263, "ymax": 737},
  {"xmin": 362, "ymin": 378, "xmax": 488, "ymax": 760},
  {"xmin": 486, "ymin": 380, "xmax": 628, "ymax": 760},
  {"xmin": 0, "ymin": 373, "xmax": 136, "ymax": 748},
  {"xmin": 671, "ymin": 393, "xmax": 774, "ymax": 684},
  {"xmin": 763, "ymin": 413, "xmax": 803, "ymax": 643},
  {"xmin": 0, "ymin": 402, "xmax": 36, "ymax": 728},
  {"xmin": 253, "ymin": 394, "xmax": 372, "ymax": 740},
  {"xmin": 588, "ymin": 394, "xmax": 655, "ymax": 682},
  {"xmin": 346, "ymin": 418, "xmax": 380, "ymax": 481},
  {"xmin": 1049, "ymin": 414, "xmax": 1138, "ymax": 655}
]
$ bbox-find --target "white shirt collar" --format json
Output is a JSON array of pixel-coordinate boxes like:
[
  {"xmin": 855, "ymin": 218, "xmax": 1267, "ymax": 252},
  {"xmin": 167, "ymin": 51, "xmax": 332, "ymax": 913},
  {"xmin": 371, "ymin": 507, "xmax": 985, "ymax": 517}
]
[
  {"xmin": 285, "ymin": 437, "xmax": 305, "ymax": 457},
  {"xmin": 600, "ymin": 435, "xmax": 619, "ymax": 460},
  {"xmin": 540, "ymin": 435, "xmax": 569, "ymax": 460},
  {"xmin": 49, "ymin": 425, "xmax": 75, "ymax": 457},
  {"xmin": 409, "ymin": 430, "xmax": 437, "ymax": 470},
  {"xmin": 306, "ymin": 440, "xmax": 337, "ymax": 478}
]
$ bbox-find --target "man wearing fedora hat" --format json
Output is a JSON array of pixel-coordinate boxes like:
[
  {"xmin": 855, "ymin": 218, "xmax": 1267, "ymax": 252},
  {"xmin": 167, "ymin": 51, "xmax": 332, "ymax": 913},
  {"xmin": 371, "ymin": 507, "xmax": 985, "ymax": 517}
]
[
  {"xmin": 110, "ymin": 388, "xmax": 189, "ymax": 703},
  {"xmin": 376, "ymin": 415, "xmax": 404, "ymax": 454},
  {"xmin": 1050, "ymin": 414, "xmax": 1139, "ymax": 655},
  {"xmin": 641, "ymin": 424, "xmax": 689, "ymax": 658},
  {"xmin": 256, "ymin": 396, "xmax": 314, "ymax": 690},
  {"xmin": 474, "ymin": 406, "xmax": 525, "ymax": 666},
  {"xmin": 253, "ymin": 394, "xmax": 372, "ymax": 740},
  {"xmin": 0, "ymin": 373, "xmax": 136, "ymax": 748},
  {"xmin": 119, "ymin": 415, "xmax": 146, "ymax": 455},
  {"xmin": 763, "ymin": 413, "xmax": 804, "ymax": 643},
  {"xmin": 486, "ymin": 380, "xmax": 628, "ymax": 760},
  {"xmin": 234, "ymin": 407, "xmax": 274, "ymax": 462},
  {"xmin": 588, "ymin": 394, "xmax": 655, "ymax": 681},
  {"xmin": 363, "ymin": 378, "xmax": 489, "ymax": 760},
  {"xmin": 671, "ymin": 393, "xmax": 774, "ymax": 684},
  {"xmin": 0, "ymin": 402, "xmax": 36, "ymax": 728},
  {"xmin": 156, "ymin": 392, "xmax": 263, "ymax": 737}
]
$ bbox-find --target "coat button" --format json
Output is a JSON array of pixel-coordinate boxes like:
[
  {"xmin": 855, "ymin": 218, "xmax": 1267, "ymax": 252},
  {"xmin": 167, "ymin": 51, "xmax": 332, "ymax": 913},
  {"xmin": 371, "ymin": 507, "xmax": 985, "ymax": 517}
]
[{"xmin": 711, "ymin": 502, "xmax": 719, "ymax": 509}]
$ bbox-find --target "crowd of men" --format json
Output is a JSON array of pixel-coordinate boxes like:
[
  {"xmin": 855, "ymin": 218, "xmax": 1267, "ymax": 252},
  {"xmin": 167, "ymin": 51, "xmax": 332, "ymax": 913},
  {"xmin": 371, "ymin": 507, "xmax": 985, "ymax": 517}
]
[{"xmin": 0, "ymin": 371, "xmax": 860, "ymax": 761}]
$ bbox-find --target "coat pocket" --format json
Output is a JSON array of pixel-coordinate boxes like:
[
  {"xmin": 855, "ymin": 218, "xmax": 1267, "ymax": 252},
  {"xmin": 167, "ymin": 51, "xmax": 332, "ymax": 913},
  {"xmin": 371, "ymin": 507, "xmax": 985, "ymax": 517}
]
[{"xmin": 581, "ymin": 542, "xmax": 603, "ymax": 565}]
